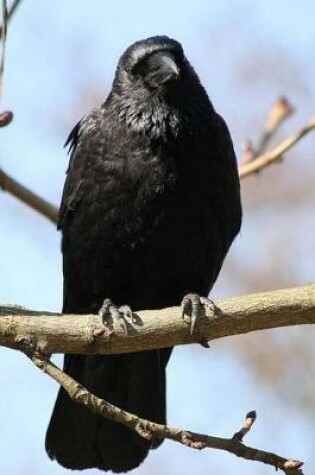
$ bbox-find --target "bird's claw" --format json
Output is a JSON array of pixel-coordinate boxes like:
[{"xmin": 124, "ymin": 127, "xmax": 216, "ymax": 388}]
[
  {"xmin": 181, "ymin": 293, "xmax": 215, "ymax": 341},
  {"xmin": 99, "ymin": 299, "xmax": 134, "ymax": 334},
  {"xmin": 118, "ymin": 305, "xmax": 138, "ymax": 324}
]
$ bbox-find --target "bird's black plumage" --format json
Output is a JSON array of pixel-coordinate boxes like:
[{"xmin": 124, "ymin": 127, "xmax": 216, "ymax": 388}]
[{"xmin": 45, "ymin": 35, "xmax": 242, "ymax": 472}]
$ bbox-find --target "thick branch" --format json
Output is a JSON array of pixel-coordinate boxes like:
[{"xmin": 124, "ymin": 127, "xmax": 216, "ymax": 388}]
[
  {"xmin": 1, "ymin": 284, "xmax": 314, "ymax": 355},
  {"xmin": 24, "ymin": 346, "xmax": 303, "ymax": 474}
]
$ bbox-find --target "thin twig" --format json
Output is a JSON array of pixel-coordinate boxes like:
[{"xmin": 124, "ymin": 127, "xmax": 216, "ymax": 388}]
[
  {"xmin": 240, "ymin": 139, "xmax": 256, "ymax": 165},
  {"xmin": 256, "ymin": 97, "xmax": 294, "ymax": 157},
  {"xmin": 0, "ymin": 0, "xmax": 23, "ymax": 38},
  {"xmin": 239, "ymin": 119, "xmax": 315, "ymax": 179},
  {"xmin": 0, "ymin": 0, "xmax": 24, "ymax": 115},
  {"xmin": 23, "ymin": 345, "xmax": 303, "ymax": 474},
  {"xmin": 0, "ymin": 0, "xmax": 8, "ymax": 97},
  {"xmin": 232, "ymin": 410, "xmax": 256, "ymax": 442},
  {"xmin": 240, "ymin": 97, "xmax": 294, "ymax": 163},
  {"xmin": 0, "ymin": 0, "xmax": 24, "ymax": 123},
  {"xmin": 0, "ymin": 108, "xmax": 12, "ymax": 126}
]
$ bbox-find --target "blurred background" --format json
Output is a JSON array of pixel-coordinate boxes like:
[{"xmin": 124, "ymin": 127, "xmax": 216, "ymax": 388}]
[{"xmin": 0, "ymin": 1, "xmax": 314, "ymax": 474}]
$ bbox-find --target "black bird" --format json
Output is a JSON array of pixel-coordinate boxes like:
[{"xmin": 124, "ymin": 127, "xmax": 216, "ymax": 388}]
[{"xmin": 45, "ymin": 36, "xmax": 242, "ymax": 472}]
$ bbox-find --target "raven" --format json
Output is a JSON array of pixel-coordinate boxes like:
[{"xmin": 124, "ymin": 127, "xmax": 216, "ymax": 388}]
[{"xmin": 45, "ymin": 36, "xmax": 242, "ymax": 472}]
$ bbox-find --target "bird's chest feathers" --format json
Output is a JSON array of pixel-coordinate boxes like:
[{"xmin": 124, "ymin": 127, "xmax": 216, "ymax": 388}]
[
  {"xmin": 96, "ymin": 100, "xmax": 205, "ymax": 245},
  {"xmin": 111, "ymin": 100, "xmax": 183, "ymax": 203},
  {"xmin": 114, "ymin": 143, "xmax": 178, "ymax": 221},
  {"xmin": 118, "ymin": 92, "xmax": 183, "ymax": 143}
]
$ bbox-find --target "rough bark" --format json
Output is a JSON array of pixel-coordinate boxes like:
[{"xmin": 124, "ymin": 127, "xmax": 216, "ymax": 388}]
[{"xmin": 1, "ymin": 283, "xmax": 314, "ymax": 355}]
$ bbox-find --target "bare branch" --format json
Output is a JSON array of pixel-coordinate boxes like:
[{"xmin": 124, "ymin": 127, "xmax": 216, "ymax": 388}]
[
  {"xmin": 260, "ymin": 97, "xmax": 294, "ymax": 156},
  {"xmin": 22, "ymin": 343, "xmax": 303, "ymax": 474},
  {"xmin": 1, "ymin": 284, "xmax": 314, "ymax": 355},
  {"xmin": 232, "ymin": 410, "xmax": 256, "ymax": 442},
  {"xmin": 239, "ymin": 119, "xmax": 315, "ymax": 179},
  {"xmin": 0, "ymin": 167, "xmax": 59, "ymax": 223},
  {"xmin": 0, "ymin": 108, "xmax": 12, "ymax": 126},
  {"xmin": 0, "ymin": 0, "xmax": 23, "ymax": 38},
  {"xmin": 240, "ymin": 97, "xmax": 294, "ymax": 164},
  {"xmin": 259, "ymin": 97, "xmax": 294, "ymax": 150},
  {"xmin": 0, "ymin": 0, "xmax": 24, "ymax": 123},
  {"xmin": 0, "ymin": 0, "xmax": 8, "ymax": 96},
  {"xmin": 240, "ymin": 139, "xmax": 256, "ymax": 165}
]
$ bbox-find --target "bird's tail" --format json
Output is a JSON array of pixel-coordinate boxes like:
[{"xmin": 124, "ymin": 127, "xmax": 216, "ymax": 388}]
[{"xmin": 45, "ymin": 349, "xmax": 171, "ymax": 472}]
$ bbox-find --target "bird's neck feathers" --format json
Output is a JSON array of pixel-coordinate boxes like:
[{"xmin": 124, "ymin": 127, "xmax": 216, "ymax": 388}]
[
  {"xmin": 108, "ymin": 88, "xmax": 179, "ymax": 141},
  {"xmin": 108, "ymin": 81, "xmax": 214, "ymax": 143}
]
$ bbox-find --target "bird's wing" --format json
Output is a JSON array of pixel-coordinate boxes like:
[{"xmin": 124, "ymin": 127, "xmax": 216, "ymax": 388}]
[{"xmin": 58, "ymin": 113, "xmax": 100, "ymax": 230}]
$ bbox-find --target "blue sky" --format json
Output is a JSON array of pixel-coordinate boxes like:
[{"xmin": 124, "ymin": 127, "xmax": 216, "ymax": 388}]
[{"xmin": 1, "ymin": 1, "xmax": 315, "ymax": 474}]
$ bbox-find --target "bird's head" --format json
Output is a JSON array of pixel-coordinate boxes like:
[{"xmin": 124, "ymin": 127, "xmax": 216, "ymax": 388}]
[
  {"xmin": 113, "ymin": 36, "xmax": 189, "ymax": 95},
  {"xmin": 110, "ymin": 36, "xmax": 211, "ymax": 139}
]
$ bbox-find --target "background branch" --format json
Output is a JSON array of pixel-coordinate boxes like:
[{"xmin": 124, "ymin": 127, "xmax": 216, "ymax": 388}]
[
  {"xmin": 1, "ymin": 284, "xmax": 314, "ymax": 355},
  {"xmin": 0, "ymin": 0, "xmax": 23, "ymax": 38},
  {"xmin": 0, "ymin": 167, "xmax": 59, "ymax": 223},
  {"xmin": 0, "ymin": 1, "xmax": 16, "ymax": 131},
  {"xmin": 0, "ymin": 0, "xmax": 8, "ymax": 96},
  {"xmin": 24, "ymin": 344, "xmax": 303, "ymax": 475},
  {"xmin": 238, "ymin": 118, "xmax": 315, "ymax": 178},
  {"xmin": 241, "ymin": 97, "xmax": 294, "ymax": 162},
  {"xmin": 255, "ymin": 96, "xmax": 294, "ymax": 155}
]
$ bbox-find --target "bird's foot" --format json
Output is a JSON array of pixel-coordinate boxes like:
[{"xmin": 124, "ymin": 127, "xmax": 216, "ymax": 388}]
[
  {"xmin": 99, "ymin": 299, "xmax": 135, "ymax": 334},
  {"xmin": 181, "ymin": 293, "xmax": 215, "ymax": 345}
]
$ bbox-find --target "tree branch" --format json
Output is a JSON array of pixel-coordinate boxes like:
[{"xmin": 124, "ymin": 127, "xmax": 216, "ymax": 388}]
[
  {"xmin": 0, "ymin": 167, "xmax": 59, "ymax": 223},
  {"xmin": 22, "ymin": 342, "xmax": 303, "ymax": 474},
  {"xmin": 0, "ymin": 0, "xmax": 23, "ymax": 38},
  {"xmin": 0, "ymin": 109, "xmax": 12, "ymax": 126},
  {"xmin": 241, "ymin": 97, "xmax": 294, "ymax": 163},
  {"xmin": 1, "ymin": 284, "xmax": 314, "ymax": 355},
  {"xmin": 239, "ymin": 119, "xmax": 315, "ymax": 179},
  {"xmin": 255, "ymin": 96, "xmax": 294, "ymax": 156},
  {"xmin": 0, "ymin": 0, "xmax": 8, "ymax": 97}
]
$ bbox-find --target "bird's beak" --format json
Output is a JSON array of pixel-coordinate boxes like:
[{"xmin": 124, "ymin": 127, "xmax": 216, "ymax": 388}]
[
  {"xmin": 146, "ymin": 52, "xmax": 180, "ymax": 86},
  {"xmin": 157, "ymin": 53, "xmax": 180, "ymax": 83}
]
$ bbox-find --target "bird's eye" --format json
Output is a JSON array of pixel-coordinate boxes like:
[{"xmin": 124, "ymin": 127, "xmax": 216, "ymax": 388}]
[{"xmin": 132, "ymin": 58, "xmax": 147, "ymax": 77}]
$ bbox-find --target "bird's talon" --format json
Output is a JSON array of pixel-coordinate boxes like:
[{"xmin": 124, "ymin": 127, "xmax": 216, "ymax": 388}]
[
  {"xmin": 200, "ymin": 296, "xmax": 215, "ymax": 314},
  {"xmin": 99, "ymin": 299, "xmax": 134, "ymax": 334},
  {"xmin": 181, "ymin": 293, "xmax": 215, "ymax": 336},
  {"xmin": 190, "ymin": 313, "xmax": 197, "ymax": 335},
  {"xmin": 99, "ymin": 298, "xmax": 114, "ymax": 325},
  {"xmin": 118, "ymin": 305, "xmax": 134, "ymax": 321}
]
